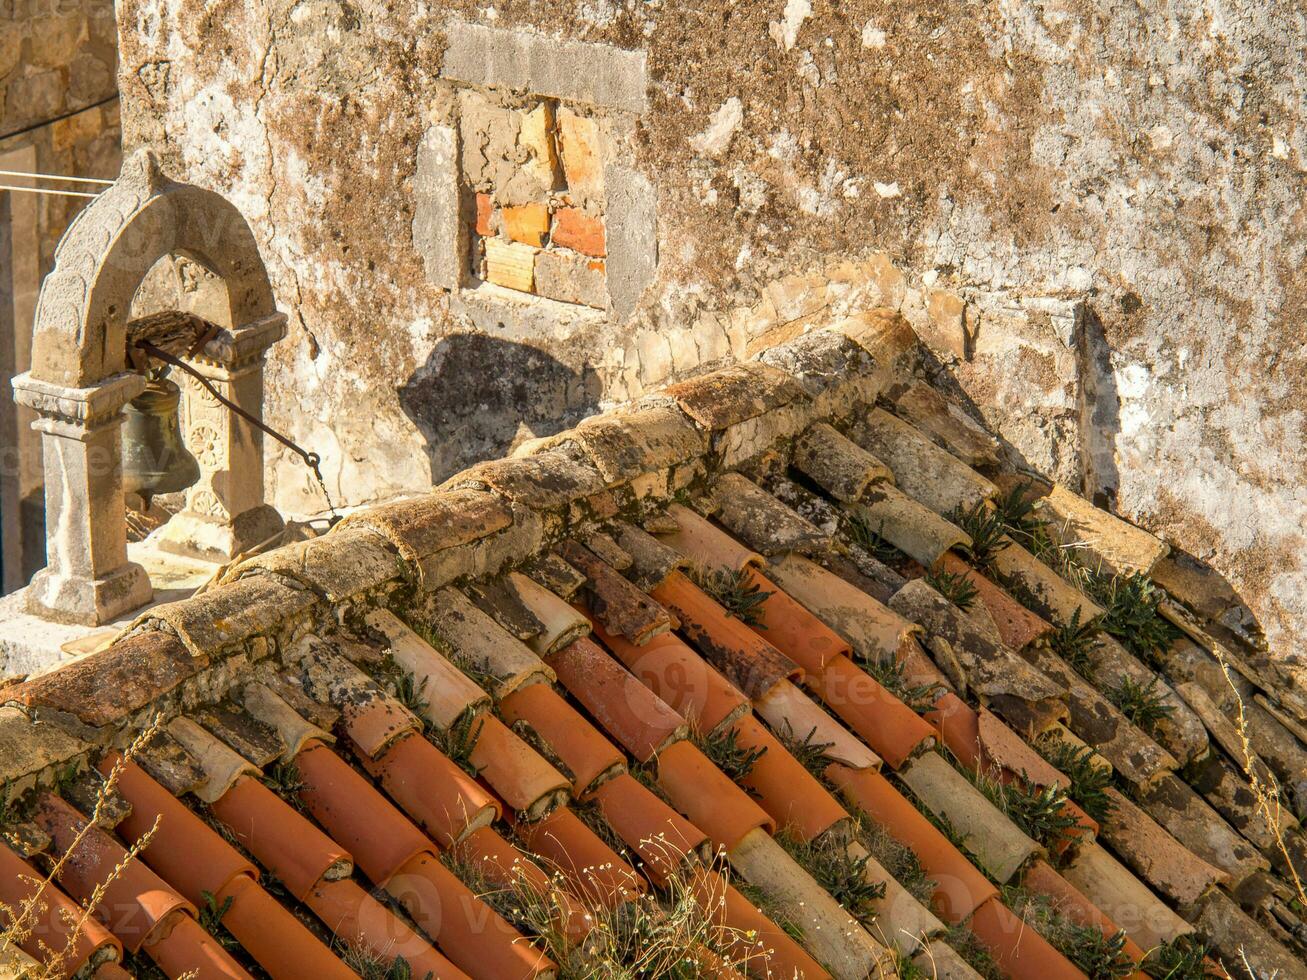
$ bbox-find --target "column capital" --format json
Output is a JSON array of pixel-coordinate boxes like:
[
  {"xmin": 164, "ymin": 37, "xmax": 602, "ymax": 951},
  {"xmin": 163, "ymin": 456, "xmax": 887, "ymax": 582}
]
[
  {"xmin": 190, "ymin": 312, "xmax": 287, "ymax": 371},
  {"xmin": 11, "ymin": 371, "xmax": 146, "ymax": 426}
]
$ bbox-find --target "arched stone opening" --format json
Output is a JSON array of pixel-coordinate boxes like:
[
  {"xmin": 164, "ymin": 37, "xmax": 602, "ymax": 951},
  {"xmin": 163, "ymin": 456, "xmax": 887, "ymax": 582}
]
[{"xmin": 11, "ymin": 151, "xmax": 286, "ymax": 625}]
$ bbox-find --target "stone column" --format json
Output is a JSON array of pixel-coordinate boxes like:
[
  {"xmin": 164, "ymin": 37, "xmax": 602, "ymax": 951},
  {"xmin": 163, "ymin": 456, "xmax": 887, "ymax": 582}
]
[
  {"xmin": 155, "ymin": 313, "xmax": 287, "ymax": 561},
  {"xmin": 10, "ymin": 371, "xmax": 153, "ymax": 625}
]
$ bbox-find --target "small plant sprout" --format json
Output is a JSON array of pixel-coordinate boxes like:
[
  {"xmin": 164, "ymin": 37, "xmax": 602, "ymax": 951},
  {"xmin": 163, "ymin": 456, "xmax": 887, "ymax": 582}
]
[
  {"xmin": 1034, "ymin": 734, "xmax": 1117, "ymax": 824},
  {"xmin": 690, "ymin": 565, "xmax": 772, "ymax": 628},
  {"xmin": 1109, "ymin": 675, "xmax": 1173, "ymax": 735},
  {"xmin": 946, "ymin": 501, "xmax": 1010, "ymax": 569},
  {"xmin": 846, "ymin": 512, "xmax": 905, "ymax": 566},
  {"xmin": 1047, "ymin": 606, "xmax": 1101, "ymax": 675},
  {"xmin": 923, "ymin": 568, "xmax": 979, "ymax": 611},
  {"xmin": 693, "ymin": 724, "xmax": 766, "ymax": 782},
  {"xmin": 1086, "ymin": 571, "xmax": 1180, "ymax": 664},
  {"xmin": 775, "ymin": 722, "xmax": 835, "ymax": 778},
  {"xmin": 428, "ymin": 709, "xmax": 486, "ymax": 776}
]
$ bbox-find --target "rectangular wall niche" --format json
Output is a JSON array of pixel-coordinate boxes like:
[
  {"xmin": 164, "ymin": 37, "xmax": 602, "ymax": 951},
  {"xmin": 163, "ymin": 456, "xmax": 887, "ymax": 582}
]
[
  {"xmin": 465, "ymin": 96, "xmax": 608, "ymax": 309},
  {"xmin": 416, "ymin": 22, "xmax": 655, "ymax": 321}
]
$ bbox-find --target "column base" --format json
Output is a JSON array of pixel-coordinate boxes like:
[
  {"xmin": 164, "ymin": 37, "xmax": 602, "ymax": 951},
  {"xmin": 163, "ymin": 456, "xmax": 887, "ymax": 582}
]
[
  {"xmin": 153, "ymin": 504, "xmax": 285, "ymax": 562},
  {"xmin": 25, "ymin": 561, "xmax": 153, "ymax": 627}
]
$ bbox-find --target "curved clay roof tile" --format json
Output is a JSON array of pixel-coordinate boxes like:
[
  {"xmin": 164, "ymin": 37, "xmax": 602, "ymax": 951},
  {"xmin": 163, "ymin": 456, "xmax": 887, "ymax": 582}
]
[
  {"xmin": 498, "ymin": 682, "xmax": 627, "ymax": 799},
  {"xmin": 967, "ymin": 895, "xmax": 1085, "ymax": 980},
  {"xmin": 654, "ymin": 739, "xmax": 775, "ymax": 853},
  {"xmin": 215, "ymin": 873, "xmax": 356, "ymax": 979},
  {"xmin": 651, "ymin": 571, "xmax": 800, "ymax": 701},
  {"xmin": 589, "ymin": 773, "xmax": 709, "ymax": 885},
  {"xmin": 555, "ymin": 541, "xmax": 673, "ymax": 645},
  {"xmin": 449, "ymin": 826, "xmax": 594, "ymax": 946},
  {"xmin": 363, "ymin": 607, "xmax": 491, "ymax": 729},
  {"xmin": 138, "ymin": 911, "xmax": 253, "ymax": 980},
  {"xmin": 740, "ymin": 568, "xmax": 852, "ymax": 673},
  {"xmin": 589, "ymin": 620, "xmax": 750, "ymax": 737},
  {"xmin": 385, "ymin": 852, "xmax": 557, "ymax": 980},
  {"xmin": 304, "ymin": 877, "xmax": 470, "ymax": 980},
  {"xmin": 687, "ymin": 868, "xmax": 832, "ymax": 980},
  {"xmin": 826, "ymin": 764, "xmax": 997, "ymax": 924},
  {"xmin": 511, "ymin": 805, "xmax": 646, "ymax": 910},
  {"xmin": 661, "ymin": 503, "xmax": 764, "ymax": 572},
  {"xmin": 31, "ymin": 794, "xmax": 194, "ymax": 953},
  {"xmin": 806, "ymin": 655, "xmax": 936, "ymax": 769},
  {"xmin": 104, "ymin": 754, "xmax": 257, "ymax": 902},
  {"xmin": 936, "ymin": 552, "xmax": 1053, "ymax": 652},
  {"xmin": 545, "ymin": 636, "xmax": 689, "ymax": 762},
  {"xmin": 729, "ymin": 715, "xmax": 848, "ymax": 843},
  {"xmin": 0, "ymin": 843, "xmax": 121, "ymax": 974},
  {"xmin": 360, "ymin": 733, "xmax": 499, "ymax": 846},
  {"xmin": 1021, "ymin": 859, "xmax": 1147, "ymax": 965},
  {"xmin": 466, "ymin": 714, "xmax": 572, "ymax": 820},
  {"xmin": 208, "ymin": 777, "xmax": 352, "ymax": 902},
  {"xmin": 763, "ymin": 553, "xmax": 919, "ymax": 665},
  {"xmin": 753, "ymin": 679, "xmax": 883, "ymax": 772},
  {"xmin": 293, "ymin": 741, "xmax": 433, "ymax": 883}
]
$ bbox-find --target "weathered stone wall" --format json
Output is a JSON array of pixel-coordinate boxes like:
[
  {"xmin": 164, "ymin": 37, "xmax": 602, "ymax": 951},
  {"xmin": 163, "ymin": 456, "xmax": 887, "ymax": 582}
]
[
  {"xmin": 1, "ymin": 0, "xmax": 120, "ymax": 591},
  {"xmin": 114, "ymin": 2, "xmax": 1306, "ymax": 657}
]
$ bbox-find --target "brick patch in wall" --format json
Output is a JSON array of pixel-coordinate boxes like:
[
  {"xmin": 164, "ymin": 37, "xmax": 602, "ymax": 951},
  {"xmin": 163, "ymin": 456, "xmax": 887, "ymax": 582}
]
[{"xmin": 419, "ymin": 25, "xmax": 654, "ymax": 319}]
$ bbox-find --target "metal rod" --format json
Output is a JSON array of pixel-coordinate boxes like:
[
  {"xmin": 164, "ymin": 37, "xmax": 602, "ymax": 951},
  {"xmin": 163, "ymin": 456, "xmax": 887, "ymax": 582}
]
[
  {"xmin": 137, "ymin": 340, "xmax": 339, "ymax": 520},
  {"xmin": 0, "ymin": 169, "xmax": 115, "ymax": 185},
  {"xmin": 0, "ymin": 184, "xmax": 101, "ymax": 199}
]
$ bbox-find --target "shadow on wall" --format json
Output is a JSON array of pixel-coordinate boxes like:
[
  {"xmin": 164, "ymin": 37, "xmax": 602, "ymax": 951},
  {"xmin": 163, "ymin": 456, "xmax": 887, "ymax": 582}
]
[
  {"xmin": 921, "ymin": 303, "xmax": 1268, "ymax": 656},
  {"xmin": 398, "ymin": 332, "xmax": 602, "ymax": 484}
]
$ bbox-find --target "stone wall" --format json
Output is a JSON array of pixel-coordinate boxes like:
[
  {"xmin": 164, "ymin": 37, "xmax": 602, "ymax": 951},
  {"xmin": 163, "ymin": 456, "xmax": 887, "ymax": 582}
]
[
  {"xmin": 113, "ymin": 3, "xmax": 1306, "ymax": 658},
  {"xmin": 0, "ymin": 0, "xmax": 120, "ymax": 591}
]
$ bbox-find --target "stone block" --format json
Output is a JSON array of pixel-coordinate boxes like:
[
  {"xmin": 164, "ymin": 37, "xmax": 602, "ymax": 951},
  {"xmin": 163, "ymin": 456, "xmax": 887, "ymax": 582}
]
[
  {"xmin": 605, "ymin": 164, "xmax": 658, "ymax": 319},
  {"xmin": 412, "ymin": 124, "xmax": 464, "ymax": 291},
  {"xmin": 484, "ymin": 238, "xmax": 538, "ymax": 292},
  {"xmin": 551, "ymin": 207, "xmax": 605, "ymax": 257},
  {"xmin": 443, "ymin": 21, "xmax": 649, "ymax": 114},
  {"xmin": 519, "ymin": 101, "xmax": 561, "ymax": 190},
  {"xmin": 51, "ymin": 107, "xmax": 103, "ymax": 153},
  {"xmin": 502, "ymin": 203, "xmax": 550, "ymax": 247},
  {"xmin": 557, "ymin": 108, "xmax": 607, "ymax": 204},
  {"xmin": 534, "ymin": 249, "xmax": 606, "ymax": 309},
  {"xmin": 922, "ymin": 289, "xmax": 969, "ymax": 360}
]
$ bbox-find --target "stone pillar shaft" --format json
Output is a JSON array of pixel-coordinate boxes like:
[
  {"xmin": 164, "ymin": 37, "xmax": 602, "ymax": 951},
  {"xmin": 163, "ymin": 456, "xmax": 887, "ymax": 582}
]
[
  {"xmin": 155, "ymin": 313, "xmax": 286, "ymax": 560},
  {"xmin": 10, "ymin": 371, "xmax": 152, "ymax": 624}
]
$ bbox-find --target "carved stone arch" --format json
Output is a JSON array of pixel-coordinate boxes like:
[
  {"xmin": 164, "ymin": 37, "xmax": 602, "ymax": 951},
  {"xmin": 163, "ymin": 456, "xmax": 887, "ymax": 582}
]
[
  {"xmin": 12, "ymin": 150, "xmax": 287, "ymax": 625},
  {"xmin": 30, "ymin": 150, "xmax": 277, "ymax": 387}
]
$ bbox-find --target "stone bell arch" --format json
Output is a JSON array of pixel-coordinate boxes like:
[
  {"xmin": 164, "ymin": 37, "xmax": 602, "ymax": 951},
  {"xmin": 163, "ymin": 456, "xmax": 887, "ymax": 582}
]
[{"xmin": 11, "ymin": 150, "xmax": 286, "ymax": 625}]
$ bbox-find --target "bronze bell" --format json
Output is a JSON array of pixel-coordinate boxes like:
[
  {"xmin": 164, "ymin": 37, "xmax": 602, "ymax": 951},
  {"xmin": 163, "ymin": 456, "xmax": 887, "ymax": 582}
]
[{"xmin": 121, "ymin": 373, "xmax": 201, "ymax": 504}]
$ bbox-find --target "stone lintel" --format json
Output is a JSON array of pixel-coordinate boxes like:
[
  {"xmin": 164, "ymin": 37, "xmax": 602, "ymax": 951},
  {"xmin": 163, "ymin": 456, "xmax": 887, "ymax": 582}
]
[{"xmin": 442, "ymin": 21, "xmax": 649, "ymax": 114}]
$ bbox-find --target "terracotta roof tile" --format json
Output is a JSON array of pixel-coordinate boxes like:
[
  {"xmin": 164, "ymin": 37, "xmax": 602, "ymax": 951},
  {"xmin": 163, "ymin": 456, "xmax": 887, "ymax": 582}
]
[
  {"xmin": 849, "ymin": 407, "xmax": 997, "ymax": 514},
  {"xmin": 886, "ymin": 379, "xmax": 1002, "ymax": 468},
  {"xmin": 6, "ymin": 631, "xmax": 200, "ymax": 730},
  {"xmin": 339, "ymin": 487, "xmax": 512, "ymax": 562},
  {"xmin": 1036, "ymin": 483, "xmax": 1170, "ymax": 576},
  {"xmin": 707, "ymin": 473, "xmax": 833, "ymax": 558},
  {"xmin": 570, "ymin": 403, "xmax": 707, "ymax": 483},
  {"xmin": 135, "ymin": 574, "xmax": 316, "ymax": 659},
  {"xmin": 556, "ymin": 540, "xmax": 672, "ymax": 644},
  {"xmin": 792, "ymin": 421, "xmax": 894, "ymax": 502},
  {"xmin": 663, "ymin": 361, "xmax": 807, "ymax": 430},
  {"xmin": 225, "ymin": 524, "xmax": 402, "ymax": 602}
]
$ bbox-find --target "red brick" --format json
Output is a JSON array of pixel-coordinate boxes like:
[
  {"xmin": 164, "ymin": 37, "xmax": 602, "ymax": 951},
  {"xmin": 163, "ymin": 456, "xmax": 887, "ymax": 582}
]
[
  {"xmin": 475, "ymin": 193, "xmax": 494, "ymax": 237},
  {"xmin": 502, "ymin": 203, "xmax": 550, "ymax": 247},
  {"xmin": 552, "ymin": 208, "xmax": 606, "ymax": 257}
]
